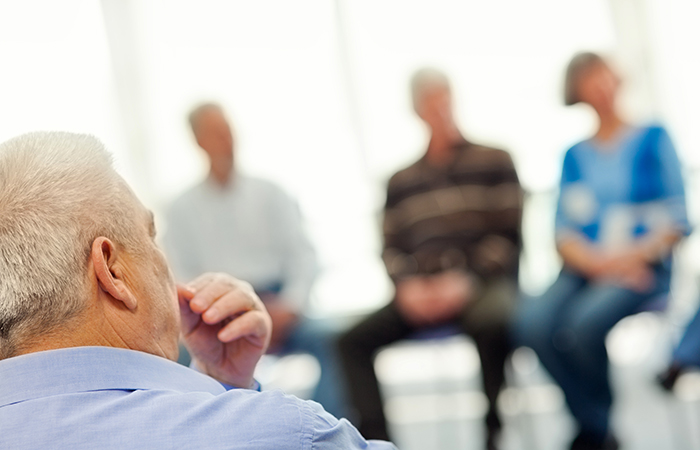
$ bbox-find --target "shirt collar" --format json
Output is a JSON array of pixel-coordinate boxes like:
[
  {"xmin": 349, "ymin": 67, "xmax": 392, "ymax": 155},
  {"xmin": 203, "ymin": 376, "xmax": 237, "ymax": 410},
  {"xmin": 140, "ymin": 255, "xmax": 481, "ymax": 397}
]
[
  {"xmin": 0, "ymin": 346, "xmax": 225, "ymax": 407},
  {"xmin": 203, "ymin": 172, "xmax": 246, "ymax": 193},
  {"xmin": 419, "ymin": 138, "xmax": 471, "ymax": 171}
]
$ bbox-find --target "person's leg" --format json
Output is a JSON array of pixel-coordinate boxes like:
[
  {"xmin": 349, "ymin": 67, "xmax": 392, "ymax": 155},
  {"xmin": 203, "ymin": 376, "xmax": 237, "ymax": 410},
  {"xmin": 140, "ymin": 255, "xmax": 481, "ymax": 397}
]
[
  {"xmin": 555, "ymin": 279, "xmax": 665, "ymax": 444},
  {"xmin": 514, "ymin": 268, "xmax": 667, "ymax": 446},
  {"xmin": 673, "ymin": 304, "xmax": 700, "ymax": 368},
  {"xmin": 280, "ymin": 318, "xmax": 349, "ymax": 419},
  {"xmin": 659, "ymin": 301, "xmax": 700, "ymax": 390},
  {"xmin": 471, "ymin": 322, "xmax": 511, "ymax": 439},
  {"xmin": 337, "ymin": 302, "xmax": 415, "ymax": 441},
  {"xmin": 512, "ymin": 270, "xmax": 588, "ymax": 403},
  {"xmin": 512, "ymin": 271, "xmax": 619, "ymax": 445},
  {"xmin": 462, "ymin": 278, "xmax": 518, "ymax": 444}
]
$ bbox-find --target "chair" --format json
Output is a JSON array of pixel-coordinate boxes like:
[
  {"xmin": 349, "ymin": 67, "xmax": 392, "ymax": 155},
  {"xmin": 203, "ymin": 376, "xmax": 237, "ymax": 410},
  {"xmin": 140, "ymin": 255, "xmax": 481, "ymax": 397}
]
[
  {"xmin": 375, "ymin": 325, "xmax": 483, "ymax": 450},
  {"xmin": 376, "ymin": 324, "xmax": 541, "ymax": 450}
]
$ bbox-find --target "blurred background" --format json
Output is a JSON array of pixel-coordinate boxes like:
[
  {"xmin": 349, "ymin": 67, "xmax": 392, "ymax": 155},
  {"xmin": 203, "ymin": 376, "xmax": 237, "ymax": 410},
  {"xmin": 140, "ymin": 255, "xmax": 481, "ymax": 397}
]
[
  {"xmin": 2, "ymin": 0, "xmax": 700, "ymax": 313},
  {"xmin": 2, "ymin": 1, "xmax": 700, "ymax": 449}
]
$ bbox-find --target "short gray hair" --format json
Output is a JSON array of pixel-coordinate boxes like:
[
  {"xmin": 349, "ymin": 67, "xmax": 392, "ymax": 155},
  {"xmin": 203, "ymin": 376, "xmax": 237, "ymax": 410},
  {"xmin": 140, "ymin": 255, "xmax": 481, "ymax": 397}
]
[
  {"xmin": 188, "ymin": 102, "xmax": 224, "ymax": 136},
  {"xmin": 410, "ymin": 68, "xmax": 451, "ymax": 113},
  {"xmin": 564, "ymin": 52, "xmax": 606, "ymax": 106},
  {"xmin": 0, "ymin": 132, "xmax": 140, "ymax": 359}
]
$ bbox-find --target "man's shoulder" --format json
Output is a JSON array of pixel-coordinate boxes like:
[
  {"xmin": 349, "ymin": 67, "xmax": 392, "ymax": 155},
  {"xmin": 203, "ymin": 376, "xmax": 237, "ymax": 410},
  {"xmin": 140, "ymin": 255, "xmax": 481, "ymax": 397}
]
[
  {"xmin": 241, "ymin": 174, "xmax": 287, "ymax": 197},
  {"xmin": 462, "ymin": 143, "xmax": 515, "ymax": 167},
  {"xmin": 387, "ymin": 158, "xmax": 425, "ymax": 192},
  {"xmin": 231, "ymin": 174, "xmax": 295, "ymax": 207},
  {"xmin": 176, "ymin": 388, "xmax": 376, "ymax": 448}
]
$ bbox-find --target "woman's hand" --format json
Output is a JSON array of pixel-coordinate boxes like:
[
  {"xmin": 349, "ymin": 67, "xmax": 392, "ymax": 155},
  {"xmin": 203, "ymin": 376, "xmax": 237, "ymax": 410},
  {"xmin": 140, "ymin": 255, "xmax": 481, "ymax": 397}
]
[{"xmin": 598, "ymin": 252, "xmax": 655, "ymax": 293}]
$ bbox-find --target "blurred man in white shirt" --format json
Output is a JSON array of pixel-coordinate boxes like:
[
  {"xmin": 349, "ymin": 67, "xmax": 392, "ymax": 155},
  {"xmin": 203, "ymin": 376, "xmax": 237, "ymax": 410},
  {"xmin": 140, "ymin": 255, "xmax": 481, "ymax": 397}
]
[{"xmin": 165, "ymin": 103, "xmax": 347, "ymax": 417}]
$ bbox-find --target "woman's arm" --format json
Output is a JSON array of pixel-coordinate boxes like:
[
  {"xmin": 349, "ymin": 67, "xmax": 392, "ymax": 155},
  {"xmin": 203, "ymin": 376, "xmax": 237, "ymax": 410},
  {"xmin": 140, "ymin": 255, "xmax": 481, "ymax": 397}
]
[
  {"xmin": 557, "ymin": 236, "xmax": 605, "ymax": 278},
  {"xmin": 559, "ymin": 236, "xmax": 656, "ymax": 291},
  {"xmin": 633, "ymin": 228, "xmax": 682, "ymax": 263}
]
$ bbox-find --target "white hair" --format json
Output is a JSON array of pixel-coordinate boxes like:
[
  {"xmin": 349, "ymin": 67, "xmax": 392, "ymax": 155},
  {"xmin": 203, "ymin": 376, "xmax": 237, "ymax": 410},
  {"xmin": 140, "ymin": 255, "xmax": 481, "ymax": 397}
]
[
  {"xmin": 0, "ymin": 132, "xmax": 140, "ymax": 359},
  {"xmin": 410, "ymin": 67, "xmax": 451, "ymax": 113}
]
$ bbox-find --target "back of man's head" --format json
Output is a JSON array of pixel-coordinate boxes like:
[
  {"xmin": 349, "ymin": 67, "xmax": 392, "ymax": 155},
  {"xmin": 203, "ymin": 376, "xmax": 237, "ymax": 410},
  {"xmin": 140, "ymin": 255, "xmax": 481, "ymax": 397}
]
[{"xmin": 0, "ymin": 132, "xmax": 138, "ymax": 359}]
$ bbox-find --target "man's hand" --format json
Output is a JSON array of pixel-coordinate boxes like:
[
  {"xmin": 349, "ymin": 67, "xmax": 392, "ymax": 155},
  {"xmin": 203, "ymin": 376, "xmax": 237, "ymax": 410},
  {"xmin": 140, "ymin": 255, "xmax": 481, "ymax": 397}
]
[
  {"xmin": 430, "ymin": 270, "xmax": 474, "ymax": 321},
  {"xmin": 395, "ymin": 271, "xmax": 473, "ymax": 326},
  {"xmin": 395, "ymin": 276, "xmax": 433, "ymax": 326},
  {"xmin": 179, "ymin": 273, "xmax": 272, "ymax": 389}
]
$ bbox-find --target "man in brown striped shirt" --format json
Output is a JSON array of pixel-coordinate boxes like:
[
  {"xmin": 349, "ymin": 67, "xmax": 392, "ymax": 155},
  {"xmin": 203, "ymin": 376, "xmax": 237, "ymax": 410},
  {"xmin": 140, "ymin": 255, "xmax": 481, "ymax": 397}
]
[{"xmin": 339, "ymin": 69, "xmax": 523, "ymax": 450}]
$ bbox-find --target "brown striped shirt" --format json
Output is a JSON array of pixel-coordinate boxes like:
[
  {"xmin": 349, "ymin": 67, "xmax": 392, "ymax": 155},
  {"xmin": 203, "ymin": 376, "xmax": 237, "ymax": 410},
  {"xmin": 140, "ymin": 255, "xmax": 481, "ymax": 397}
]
[{"xmin": 383, "ymin": 140, "xmax": 523, "ymax": 282}]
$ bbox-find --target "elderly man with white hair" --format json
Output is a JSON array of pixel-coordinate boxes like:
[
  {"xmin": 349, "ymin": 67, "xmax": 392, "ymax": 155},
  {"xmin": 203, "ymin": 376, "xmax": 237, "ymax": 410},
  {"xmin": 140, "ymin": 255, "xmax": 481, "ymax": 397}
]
[
  {"xmin": 0, "ymin": 131, "xmax": 396, "ymax": 450},
  {"xmin": 165, "ymin": 103, "xmax": 348, "ymax": 418}
]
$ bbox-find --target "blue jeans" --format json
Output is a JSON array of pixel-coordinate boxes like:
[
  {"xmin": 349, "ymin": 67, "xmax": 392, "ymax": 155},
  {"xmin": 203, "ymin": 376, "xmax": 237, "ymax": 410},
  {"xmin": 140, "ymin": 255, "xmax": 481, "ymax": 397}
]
[
  {"xmin": 277, "ymin": 317, "xmax": 349, "ymax": 419},
  {"xmin": 673, "ymin": 305, "xmax": 700, "ymax": 367},
  {"xmin": 513, "ymin": 267, "xmax": 670, "ymax": 440}
]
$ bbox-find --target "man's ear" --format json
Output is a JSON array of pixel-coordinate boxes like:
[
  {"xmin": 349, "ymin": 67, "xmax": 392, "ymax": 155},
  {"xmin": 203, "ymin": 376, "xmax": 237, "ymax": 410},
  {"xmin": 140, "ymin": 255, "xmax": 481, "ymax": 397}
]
[{"xmin": 91, "ymin": 237, "xmax": 138, "ymax": 310}]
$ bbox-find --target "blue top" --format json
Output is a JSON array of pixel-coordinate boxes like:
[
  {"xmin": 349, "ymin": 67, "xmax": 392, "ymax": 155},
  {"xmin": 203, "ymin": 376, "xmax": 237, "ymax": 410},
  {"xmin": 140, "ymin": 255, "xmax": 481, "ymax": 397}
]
[
  {"xmin": 0, "ymin": 346, "xmax": 396, "ymax": 450},
  {"xmin": 555, "ymin": 125, "xmax": 689, "ymax": 248}
]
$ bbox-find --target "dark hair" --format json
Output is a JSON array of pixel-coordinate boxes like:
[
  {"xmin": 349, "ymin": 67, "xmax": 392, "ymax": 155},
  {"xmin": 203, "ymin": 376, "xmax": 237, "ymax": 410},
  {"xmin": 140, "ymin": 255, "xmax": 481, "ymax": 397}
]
[{"xmin": 563, "ymin": 52, "xmax": 606, "ymax": 106}]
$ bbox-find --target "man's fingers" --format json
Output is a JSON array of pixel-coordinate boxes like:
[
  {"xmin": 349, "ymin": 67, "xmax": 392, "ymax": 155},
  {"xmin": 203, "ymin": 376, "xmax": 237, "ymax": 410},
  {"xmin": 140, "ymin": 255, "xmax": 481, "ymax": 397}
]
[
  {"xmin": 177, "ymin": 284, "xmax": 196, "ymax": 301},
  {"xmin": 189, "ymin": 283, "xmax": 231, "ymax": 312},
  {"xmin": 188, "ymin": 275, "xmax": 253, "ymax": 313},
  {"xmin": 201, "ymin": 289, "xmax": 258, "ymax": 324},
  {"xmin": 179, "ymin": 295, "xmax": 203, "ymax": 336},
  {"xmin": 184, "ymin": 273, "xmax": 217, "ymax": 291},
  {"xmin": 217, "ymin": 311, "xmax": 271, "ymax": 347}
]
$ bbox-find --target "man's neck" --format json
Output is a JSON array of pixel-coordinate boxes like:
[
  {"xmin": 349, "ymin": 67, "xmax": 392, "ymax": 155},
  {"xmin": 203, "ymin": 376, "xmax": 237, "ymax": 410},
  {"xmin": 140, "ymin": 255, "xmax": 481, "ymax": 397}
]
[
  {"xmin": 425, "ymin": 126, "xmax": 463, "ymax": 167},
  {"xmin": 13, "ymin": 318, "xmax": 115, "ymax": 358},
  {"xmin": 210, "ymin": 168, "xmax": 233, "ymax": 187}
]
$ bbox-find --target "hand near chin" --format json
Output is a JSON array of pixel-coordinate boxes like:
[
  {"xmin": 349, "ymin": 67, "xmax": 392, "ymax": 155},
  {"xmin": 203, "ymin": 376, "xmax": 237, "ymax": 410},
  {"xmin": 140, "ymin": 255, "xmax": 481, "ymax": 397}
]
[{"xmin": 178, "ymin": 273, "xmax": 272, "ymax": 389}]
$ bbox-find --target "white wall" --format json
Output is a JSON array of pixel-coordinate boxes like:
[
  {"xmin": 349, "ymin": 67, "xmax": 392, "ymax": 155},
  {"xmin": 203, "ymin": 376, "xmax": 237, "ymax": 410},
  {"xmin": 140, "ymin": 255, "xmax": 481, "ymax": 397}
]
[{"xmin": 5, "ymin": 0, "xmax": 695, "ymax": 314}]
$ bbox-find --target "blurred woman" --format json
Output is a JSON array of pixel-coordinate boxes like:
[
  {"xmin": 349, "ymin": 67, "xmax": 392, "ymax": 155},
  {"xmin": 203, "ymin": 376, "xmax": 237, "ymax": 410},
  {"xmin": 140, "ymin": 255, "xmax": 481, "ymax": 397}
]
[{"xmin": 514, "ymin": 53, "xmax": 689, "ymax": 450}]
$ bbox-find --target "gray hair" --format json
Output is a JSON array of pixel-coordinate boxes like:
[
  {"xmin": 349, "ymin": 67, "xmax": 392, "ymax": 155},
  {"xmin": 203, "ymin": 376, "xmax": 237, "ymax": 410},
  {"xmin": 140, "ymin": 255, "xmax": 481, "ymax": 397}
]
[
  {"xmin": 410, "ymin": 68, "xmax": 451, "ymax": 113},
  {"xmin": 0, "ymin": 132, "xmax": 140, "ymax": 359},
  {"xmin": 188, "ymin": 102, "xmax": 224, "ymax": 136},
  {"xmin": 564, "ymin": 52, "xmax": 606, "ymax": 106}
]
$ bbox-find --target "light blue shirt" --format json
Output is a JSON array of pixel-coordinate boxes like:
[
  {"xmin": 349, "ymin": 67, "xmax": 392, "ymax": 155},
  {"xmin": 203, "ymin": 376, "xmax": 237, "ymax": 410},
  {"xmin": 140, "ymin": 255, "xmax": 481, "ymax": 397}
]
[
  {"xmin": 0, "ymin": 346, "xmax": 396, "ymax": 450},
  {"xmin": 165, "ymin": 175, "xmax": 317, "ymax": 312}
]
